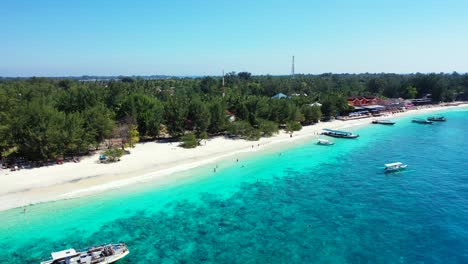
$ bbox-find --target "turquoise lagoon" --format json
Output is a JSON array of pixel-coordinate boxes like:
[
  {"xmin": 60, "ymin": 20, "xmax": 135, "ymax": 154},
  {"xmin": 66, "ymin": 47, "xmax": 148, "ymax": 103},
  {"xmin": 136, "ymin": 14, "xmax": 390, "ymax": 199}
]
[{"xmin": 0, "ymin": 108, "xmax": 467, "ymax": 263}]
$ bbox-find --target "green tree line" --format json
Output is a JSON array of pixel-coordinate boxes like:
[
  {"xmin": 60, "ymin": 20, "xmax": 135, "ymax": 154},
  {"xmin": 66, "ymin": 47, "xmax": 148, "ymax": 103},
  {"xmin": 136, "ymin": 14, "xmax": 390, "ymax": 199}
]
[{"xmin": 0, "ymin": 72, "xmax": 466, "ymax": 159}]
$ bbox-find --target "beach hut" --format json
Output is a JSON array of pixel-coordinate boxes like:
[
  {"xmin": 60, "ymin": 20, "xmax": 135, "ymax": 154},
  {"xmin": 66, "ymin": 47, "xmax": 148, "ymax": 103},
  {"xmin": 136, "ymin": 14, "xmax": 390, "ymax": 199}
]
[
  {"xmin": 347, "ymin": 96, "xmax": 380, "ymax": 107},
  {"xmin": 309, "ymin": 102, "xmax": 322, "ymax": 107},
  {"xmin": 271, "ymin": 93, "xmax": 288, "ymax": 99}
]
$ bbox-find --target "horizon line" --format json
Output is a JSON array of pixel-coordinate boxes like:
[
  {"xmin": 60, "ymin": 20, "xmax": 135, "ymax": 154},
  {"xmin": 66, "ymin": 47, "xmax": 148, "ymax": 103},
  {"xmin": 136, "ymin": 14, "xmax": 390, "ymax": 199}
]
[{"xmin": 1, "ymin": 71, "xmax": 467, "ymax": 79}]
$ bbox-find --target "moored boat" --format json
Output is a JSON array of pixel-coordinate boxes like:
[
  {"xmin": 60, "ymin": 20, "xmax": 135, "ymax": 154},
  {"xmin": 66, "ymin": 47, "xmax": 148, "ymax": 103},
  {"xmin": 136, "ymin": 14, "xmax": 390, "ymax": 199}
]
[
  {"xmin": 322, "ymin": 129, "xmax": 359, "ymax": 139},
  {"xmin": 427, "ymin": 116, "xmax": 446, "ymax": 122},
  {"xmin": 372, "ymin": 120, "xmax": 395, "ymax": 125},
  {"xmin": 40, "ymin": 243, "xmax": 129, "ymax": 264},
  {"xmin": 317, "ymin": 138, "xmax": 334, "ymax": 145},
  {"xmin": 384, "ymin": 162, "xmax": 408, "ymax": 172},
  {"xmin": 412, "ymin": 118, "xmax": 432, "ymax": 124}
]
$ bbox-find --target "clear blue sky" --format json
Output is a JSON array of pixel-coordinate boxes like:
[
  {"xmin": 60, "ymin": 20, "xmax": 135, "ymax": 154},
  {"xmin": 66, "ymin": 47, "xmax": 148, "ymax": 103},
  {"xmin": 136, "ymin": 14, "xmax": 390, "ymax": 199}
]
[{"xmin": 1, "ymin": 0, "xmax": 468, "ymax": 76}]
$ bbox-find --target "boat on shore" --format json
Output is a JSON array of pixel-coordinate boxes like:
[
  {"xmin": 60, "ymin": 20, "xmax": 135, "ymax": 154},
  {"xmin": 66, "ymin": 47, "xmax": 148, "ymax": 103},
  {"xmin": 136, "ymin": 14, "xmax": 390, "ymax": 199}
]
[
  {"xmin": 412, "ymin": 118, "xmax": 432, "ymax": 124},
  {"xmin": 322, "ymin": 129, "xmax": 359, "ymax": 139},
  {"xmin": 40, "ymin": 243, "xmax": 129, "ymax": 264},
  {"xmin": 384, "ymin": 162, "xmax": 407, "ymax": 172},
  {"xmin": 427, "ymin": 116, "xmax": 446, "ymax": 122},
  {"xmin": 372, "ymin": 120, "xmax": 395, "ymax": 125},
  {"xmin": 317, "ymin": 138, "xmax": 335, "ymax": 145}
]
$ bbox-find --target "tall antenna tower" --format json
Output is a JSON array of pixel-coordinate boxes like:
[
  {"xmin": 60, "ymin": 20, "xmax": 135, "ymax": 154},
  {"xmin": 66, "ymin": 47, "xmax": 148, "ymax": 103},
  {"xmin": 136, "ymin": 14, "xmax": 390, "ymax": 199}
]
[
  {"xmin": 222, "ymin": 69, "xmax": 225, "ymax": 97},
  {"xmin": 291, "ymin": 56, "xmax": 295, "ymax": 76}
]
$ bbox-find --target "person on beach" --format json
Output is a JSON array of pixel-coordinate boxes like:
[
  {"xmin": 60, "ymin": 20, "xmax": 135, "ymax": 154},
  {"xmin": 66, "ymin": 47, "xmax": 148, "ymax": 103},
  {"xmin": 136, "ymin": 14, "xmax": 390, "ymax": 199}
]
[{"xmin": 23, "ymin": 207, "xmax": 26, "ymax": 214}]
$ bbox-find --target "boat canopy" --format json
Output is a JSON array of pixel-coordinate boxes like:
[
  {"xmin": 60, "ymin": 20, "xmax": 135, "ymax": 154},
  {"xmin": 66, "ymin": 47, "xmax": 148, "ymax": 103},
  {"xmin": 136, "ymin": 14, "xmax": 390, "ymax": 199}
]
[
  {"xmin": 385, "ymin": 162, "xmax": 403, "ymax": 167},
  {"xmin": 323, "ymin": 129, "xmax": 352, "ymax": 135},
  {"xmin": 51, "ymin": 249, "xmax": 78, "ymax": 260}
]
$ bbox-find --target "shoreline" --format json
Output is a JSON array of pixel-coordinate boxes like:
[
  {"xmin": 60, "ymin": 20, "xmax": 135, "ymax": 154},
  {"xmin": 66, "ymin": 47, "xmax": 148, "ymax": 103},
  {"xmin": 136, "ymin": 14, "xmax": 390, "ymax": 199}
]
[{"xmin": 0, "ymin": 103, "xmax": 467, "ymax": 212}]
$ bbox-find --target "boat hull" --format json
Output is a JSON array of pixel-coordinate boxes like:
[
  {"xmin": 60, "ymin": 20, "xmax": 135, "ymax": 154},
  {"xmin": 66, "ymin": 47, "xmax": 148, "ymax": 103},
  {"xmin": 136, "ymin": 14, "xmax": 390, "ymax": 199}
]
[
  {"xmin": 372, "ymin": 121, "xmax": 395, "ymax": 125},
  {"xmin": 428, "ymin": 118, "xmax": 446, "ymax": 122},
  {"xmin": 412, "ymin": 120, "xmax": 432, "ymax": 124},
  {"xmin": 385, "ymin": 165, "xmax": 408, "ymax": 173},
  {"xmin": 107, "ymin": 250, "xmax": 130, "ymax": 263},
  {"xmin": 322, "ymin": 132, "xmax": 359, "ymax": 139},
  {"xmin": 317, "ymin": 141, "xmax": 334, "ymax": 145}
]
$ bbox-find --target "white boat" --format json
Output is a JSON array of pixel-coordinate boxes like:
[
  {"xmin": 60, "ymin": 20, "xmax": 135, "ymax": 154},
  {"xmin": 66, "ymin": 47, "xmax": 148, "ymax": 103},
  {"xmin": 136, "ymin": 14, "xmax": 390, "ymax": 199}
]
[
  {"xmin": 384, "ymin": 162, "xmax": 408, "ymax": 172},
  {"xmin": 412, "ymin": 118, "xmax": 432, "ymax": 124},
  {"xmin": 40, "ymin": 243, "xmax": 129, "ymax": 264},
  {"xmin": 317, "ymin": 139, "xmax": 335, "ymax": 145},
  {"xmin": 427, "ymin": 116, "xmax": 446, "ymax": 122},
  {"xmin": 322, "ymin": 129, "xmax": 359, "ymax": 139}
]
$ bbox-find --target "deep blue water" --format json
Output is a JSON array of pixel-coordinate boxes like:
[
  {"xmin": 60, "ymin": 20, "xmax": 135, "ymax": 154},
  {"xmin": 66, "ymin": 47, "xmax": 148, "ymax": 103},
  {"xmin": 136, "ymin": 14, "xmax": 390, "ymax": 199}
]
[{"xmin": 0, "ymin": 109, "xmax": 467, "ymax": 263}]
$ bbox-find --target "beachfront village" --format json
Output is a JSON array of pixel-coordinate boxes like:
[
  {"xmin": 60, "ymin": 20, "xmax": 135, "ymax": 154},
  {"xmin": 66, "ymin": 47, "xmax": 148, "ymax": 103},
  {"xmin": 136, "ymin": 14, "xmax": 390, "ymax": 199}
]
[{"xmin": 1, "ymin": 72, "xmax": 468, "ymax": 172}]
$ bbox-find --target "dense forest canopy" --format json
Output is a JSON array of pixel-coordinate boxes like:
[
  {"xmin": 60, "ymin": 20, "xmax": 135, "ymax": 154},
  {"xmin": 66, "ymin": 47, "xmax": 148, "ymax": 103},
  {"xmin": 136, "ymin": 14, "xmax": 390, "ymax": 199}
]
[{"xmin": 1, "ymin": 72, "xmax": 467, "ymax": 161}]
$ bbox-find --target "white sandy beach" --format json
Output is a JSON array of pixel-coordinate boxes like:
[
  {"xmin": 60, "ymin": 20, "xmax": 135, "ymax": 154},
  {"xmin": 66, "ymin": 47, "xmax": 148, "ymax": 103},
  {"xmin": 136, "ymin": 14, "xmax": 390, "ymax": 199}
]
[{"xmin": 0, "ymin": 103, "xmax": 466, "ymax": 212}]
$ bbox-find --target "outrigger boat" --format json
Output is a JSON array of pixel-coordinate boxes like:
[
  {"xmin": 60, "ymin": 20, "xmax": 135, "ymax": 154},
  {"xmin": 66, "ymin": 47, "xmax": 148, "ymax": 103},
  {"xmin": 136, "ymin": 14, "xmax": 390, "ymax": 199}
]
[
  {"xmin": 40, "ymin": 243, "xmax": 129, "ymax": 264},
  {"xmin": 427, "ymin": 116, "xmax": 446, "ymax": 122},
  {"xmin": 372, "ymin": 120, "xmax": 395, "ymax": 125},
  {"xmin": 412, "ymin": 118, "xmax": 432, "ymax": 124},
  {"xmin": 317, "ymin": 138, "xmax": 335, "ymax": 145},
  {"xmin": 384, "ymin": 162, "xmax": 407, "ymax": 172},
  {"xmin": 322, "ymin": 129, "xmax": 359, "ymax": 139}
]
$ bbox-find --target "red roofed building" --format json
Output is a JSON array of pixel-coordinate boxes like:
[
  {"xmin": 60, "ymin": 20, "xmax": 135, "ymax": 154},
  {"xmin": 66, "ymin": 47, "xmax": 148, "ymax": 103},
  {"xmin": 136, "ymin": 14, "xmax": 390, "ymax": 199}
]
[{"xmin": 347, "ymin": 96, "xmax": 379, "ymax": 107}]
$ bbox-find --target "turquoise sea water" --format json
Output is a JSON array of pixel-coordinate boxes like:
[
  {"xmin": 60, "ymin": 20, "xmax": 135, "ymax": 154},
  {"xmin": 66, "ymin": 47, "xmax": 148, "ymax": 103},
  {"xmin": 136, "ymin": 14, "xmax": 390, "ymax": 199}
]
[{"xmin": 1, "ymin": 109, "xmax": 468, "ymax": 263}]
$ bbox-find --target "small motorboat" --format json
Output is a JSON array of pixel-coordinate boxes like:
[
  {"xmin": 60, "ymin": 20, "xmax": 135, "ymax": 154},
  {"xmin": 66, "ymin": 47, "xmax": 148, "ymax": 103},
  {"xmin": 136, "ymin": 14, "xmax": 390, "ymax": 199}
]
[
  {"xmin": 412, "ymin": 118, "xmax": 432, "ymax": 124},
  {"xmin": 41, "ymin": 243, "xmax": 129, "ymax": 264},
  {"xmin": 317, "ymin": 139, "xmax": 334, "ymax": 145},
  {"xmin": 322, "ymin": 129, "xmax": 359, "ymax": 139},
  {"xmin": 372, "ymin": 120, "xmax": 395, "ymax": 125},
  {"xmin": 384, "ymin": 162, "xmax": 408, "ymax": 172},
  {"xmin": 427, "ymin": 116, "xmax": 446, "ymax": 122}
]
